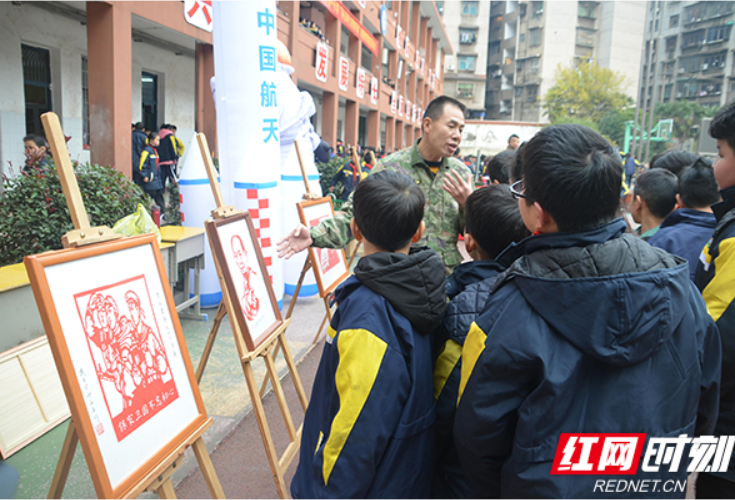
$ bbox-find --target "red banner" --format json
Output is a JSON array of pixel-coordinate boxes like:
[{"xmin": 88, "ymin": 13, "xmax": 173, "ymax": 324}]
[{"xmin": 320, "ymin": 1, "xmax": 379, "ymax": 56}]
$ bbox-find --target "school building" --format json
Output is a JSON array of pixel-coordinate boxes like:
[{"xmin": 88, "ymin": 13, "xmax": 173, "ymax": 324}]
[{"xmin": 0, "ymin": 1, "xmax": 449, "ymax": 181}]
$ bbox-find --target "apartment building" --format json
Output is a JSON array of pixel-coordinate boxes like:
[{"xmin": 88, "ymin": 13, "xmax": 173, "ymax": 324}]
[
  {"xmin": 485, "ymin": 1, "xmax": 646, "ymax": 122},
  {"xmin": 639, "ymin": 1, "xmax": 735, "ymax": 111},
  {"xmin": 439, "ymin": 0, "xmax": 491, "ymax": 119}
]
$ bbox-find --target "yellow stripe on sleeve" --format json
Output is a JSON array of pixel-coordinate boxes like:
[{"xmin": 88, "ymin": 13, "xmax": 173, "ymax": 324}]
[
  {"xmin": 703, "ymin": 238, "xmax": 735, "ymax": 322},
  {"xmin": 322, "ymin": 329, "xmax": 387, "ymax": 486},
  {"xmin": 434, "ymin": 339, "xmax": 462, "ymax": 401},
  {"xmin": 139, "ymin": 150, "xmax": 149, "ymax": 172},
  {"xmin": 457, "ymin": 322, "xmax": 487, "ymax": 405}
]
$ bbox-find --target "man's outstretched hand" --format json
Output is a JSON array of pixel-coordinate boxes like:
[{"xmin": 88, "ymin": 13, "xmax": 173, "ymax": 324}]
[
  {"xmin": 442, "ymin": 170, "xmax": 474, "ymax": 209},
  {"xmin": 277, "ymin": 224, "xmax": 313, "ymax": 259}
]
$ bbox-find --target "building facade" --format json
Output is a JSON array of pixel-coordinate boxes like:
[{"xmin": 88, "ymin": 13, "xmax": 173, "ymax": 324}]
[
  {"xmin": 276, "ymin": 1, "xmax": 450, "ymax": 154},
  {"xmin": 439, "ymin": 0, "xmax": 491, "ymax": 119},
  {"xmin": 485, "ymin": 0, "xmax": 646, "ymax": 122},
  {"xmin": 0, "ymin": 1, "xmax": 449, "ymax": 181},
  {"xmin": 639, "ymin": 1, "xmax": 735, "ymax": 112}
]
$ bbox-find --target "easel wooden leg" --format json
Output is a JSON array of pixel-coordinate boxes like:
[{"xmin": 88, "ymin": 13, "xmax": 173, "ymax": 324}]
[
  {"xmin": 155, "ymin": 478, "xmax": 177, "ymax": 499},
  {"xmin": 192, "ymin": 437, "xmax": 226, "ymax": 499},
  {"xmin": 47, "ymin": 419, "xmax": 78, "ymax": 499},
  {"xmin": 261, "ymin": 256, "xmax": 311, "ymax": 397},
  {"xmin": 278, "ymin": 334, "xmax": 309, "ymax": 411},
  {"xmin": 196, "ymin": 303, "xmax": 228, "ymax": 383},
  {"xmin": 311, "ymin": 297, "xmax": 334, "ymax": 345},
  {"xmin": 242, "ymin": 361, "xmax": 290, "ymax": 499},
  {"xmin": 264, "ymin": 352, "xmax": 297, "ymax": 442}
]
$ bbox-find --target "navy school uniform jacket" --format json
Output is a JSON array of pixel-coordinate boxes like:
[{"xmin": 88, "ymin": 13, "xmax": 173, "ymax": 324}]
[
  {"xmin": 433, "ymin": 259, "xmax": 505, "ymax": 499},
  {"xmin": 291, "ymin": 247, "xmax": 446, "ymax": 499},
  {"xmin": 139, "ymin": 145, "xmax": 162, "ymax": 193},
  {"xmin": 455, "ymin": 219, "xmax": 721, "ymax": 498},
  {"xmin": 648, "ymin": 208, "xmax": 716, "ymax": 281}
]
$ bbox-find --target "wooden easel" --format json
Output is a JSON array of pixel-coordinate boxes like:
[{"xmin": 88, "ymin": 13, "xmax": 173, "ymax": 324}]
[
  {"xmin": 194, "ymin": 133, "xmax": 308, "ymax": 498},
  {"xmin": 40, "ymin": 113, "xmax": 224, "ymax": 499}
]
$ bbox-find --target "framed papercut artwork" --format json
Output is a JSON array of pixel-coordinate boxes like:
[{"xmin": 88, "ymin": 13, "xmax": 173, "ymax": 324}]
[
  {"xmin": 23, "ymin": 233, "xmax": 208, "ymax": 498},
  {"xmin": 206, "ymin": 212, "xmax": 283, "ymax": 351},
  {"xmin": 297, "ymin": 197, "xmax": 350, "ymax": 297}
]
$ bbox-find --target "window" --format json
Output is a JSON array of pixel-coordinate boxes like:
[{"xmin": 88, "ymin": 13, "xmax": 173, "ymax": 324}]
[
  {"xmin": 457, "ymin": 83, "xmax": 474, "ymax": 99},
  {"xmin": 490, "ymin": 41, "xmax": 501, "ymax": 55},
  {"xmin": 670, "ymin": 14, "xmax": 679, "ymax": 28},
  {"xmin": 682, "ymin": 30, "xmax": 705, "ymax": 48},
  {"xmin": 576, "ymin": 28, "xmax": 595, "ymax": 47},
  {"xmin": 462, "ymin": 1, "xmax": 479, "ymax": 16},
  {"xmin": 22, "ymin": 44, "xmax": 52, "ymax": 137},
  {"xmin": 340, "ymin": 26, "xmax": 350, "ymax": 56},
  {"xmin": 361, "ymin": 44, "xmax": 372, "ymax": 71},
  {"xmin": 382, "ymin": 47, "xmax": 390, "ymax": 79},
  {"xmin": 82, "ymin": 56, "xmax": 89, "ymax": 149},
  {"xmin": 665, "ymin": 36, "xmax": 677, "ymax": 56},
  {"xmin": 460, "ymin": 28, "xmax": 478, "ymax": 45},
  {"xmin": 528, "ymin": 58, "xmax": 540, "ymax": 74},
  {"xmin": 532, "ymin": 1, "xmax": 543, "ymax": 17},
  {"xmin": 683, "ymin": 2, "xmax": 735, "ymax": 24},
  {"xmin": 458, "ymin": 55, "xmax": 477, "ymax": 71},
  {"xmin": 529, "ymin": 28, "xmax": 542, "ymax": 47},
  {"xmin": 520, "ymin": 33, "xmax": 526, "ymax": 43},
  {"xmin": 515, "ymin": 86, "xmax": 523, "ymax": 96},
  {"xmin": 700, "ymin": 82, "xmax": 722, "ymax": 95},
  {"xmin": 141, "ymin": 72, "xmax": 158, "ymax": 133},
  {"xmin": 501, "ymin": 75, "xmax": 512, "ymax": 90},
  {"xmin": 706, "ymin": 25, "xmax": 731, "ymax": 43},
  {"xmin": 527, "ymin": 85, "xmax": 538, "ymax": 101},
  {"xmin": 578, "ymin": 1, "xmax": 597, "ymax": 18}
]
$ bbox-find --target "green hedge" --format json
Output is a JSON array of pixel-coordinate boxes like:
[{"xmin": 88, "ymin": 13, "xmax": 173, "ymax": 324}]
[{"xmin": 0, "ymin": 160, "xmax": 149, "ymax": 266}]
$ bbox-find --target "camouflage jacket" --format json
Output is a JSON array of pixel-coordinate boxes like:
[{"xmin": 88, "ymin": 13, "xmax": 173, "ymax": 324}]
[{"xmin": 311, "ymin": 141, "xmax": 472, "ymax": 271}]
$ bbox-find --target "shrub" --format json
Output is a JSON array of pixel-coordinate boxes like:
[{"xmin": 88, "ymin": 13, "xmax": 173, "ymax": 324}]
[{"xmin": 0, "ymin": 159, "xmax": 149, "ymax": 266}]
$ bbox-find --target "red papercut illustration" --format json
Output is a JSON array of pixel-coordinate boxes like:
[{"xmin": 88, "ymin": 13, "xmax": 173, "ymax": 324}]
[
  {"xmin": 309, "ymin": 216, "xmax": 341, "ymax": 274},
  {"xmin": 75, "ymin": 275, "xmax": 178, "ymax": 442},
  {"xmin": 231, "ymin": 234, "xmax": 260, "ymax": 321}
]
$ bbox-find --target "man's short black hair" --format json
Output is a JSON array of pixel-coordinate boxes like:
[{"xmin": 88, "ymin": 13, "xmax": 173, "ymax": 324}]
[
  {"xmin": 508, "ymin": 134, "xmax": 519, "ymax": 143},
  {"xmin": 23, "ymin": 134, "xmax": 46, "ymax": 148},
  {"xmin": 650, "ymin": 150, "xmax": 699, "ymax": 178},
  {"xmin": 485, "ymin": 150, "xmax": 515, "ymax": 184},
  {"xmin": 634, "ymin": 169, "xmax": 679, "ymax": 219},
  {"xmin": 509, "ymin": 142, "xmax": 525, "ymax": 183},
  {"xmin": 465, "ymin": 185, "xmax": 530, "ymax": 259},
  {"xmin": 353, "ymin": 170, "xmax": 425, "ymax": 252},
  {"xmin": 679, "ymin": 159, "xmax": 720, "ymax": 209},
  {"xmin": 519, "ymin": 124, "xmax": 622, "ymax": 232},
  {"xmin": 423, "ymin": 96, "xmax": 466, "ymax": 127},
  {"xmin": 134, "ymin": 122, "xmax": 144, "ymax": 131},
  {"xmin": 710, "ymin": 101, "xmax": 735, "ymax": 151}
]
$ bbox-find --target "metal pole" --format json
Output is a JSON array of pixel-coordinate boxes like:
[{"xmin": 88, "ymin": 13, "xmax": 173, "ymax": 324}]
[
  {"xmin": 630, "ymin": 5, "xmax": 649, "ymax": 158},
  {"xmin": 645, "ymin": 1, "xmax": 664, "ymax": 163}
]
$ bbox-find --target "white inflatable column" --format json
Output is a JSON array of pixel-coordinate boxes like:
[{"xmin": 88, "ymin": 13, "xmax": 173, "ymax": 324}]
[
  {"xmin": 213, "ymin": 0, "xmax": 283, "ymax": 307},
  {"xmin": 178, "ymin": 134, "xmax": 221, "ymax": 307}
]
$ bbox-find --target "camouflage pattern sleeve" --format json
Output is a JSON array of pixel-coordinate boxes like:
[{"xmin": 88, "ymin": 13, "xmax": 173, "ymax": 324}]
[{"xmin": 309, "ymin": 194, "xmax": 355, "ymax": 249}]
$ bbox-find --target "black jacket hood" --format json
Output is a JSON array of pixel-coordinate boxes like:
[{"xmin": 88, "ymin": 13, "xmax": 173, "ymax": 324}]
[
  {"xmin": 495, "ymin": 219, "xmax": 691, "ymax": 366},
  {"xmin": 337, "ymin": 246, "xmax": 447, "ymax": 334},
  {"xmin": 445, "ymin": 259, "xmax": 505, "ymax": 300}
]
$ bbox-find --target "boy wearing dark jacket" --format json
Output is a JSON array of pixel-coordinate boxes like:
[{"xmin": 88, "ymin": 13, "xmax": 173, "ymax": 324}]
[
  {"xmin": 291, "ymin": 170, "xmax": 446, "ymax": 498},
  {"xmin": 695, "ymin": 102, "xmax": 735, "ymax": 498},
  {"xmin": 433, "ymin": 184, "xmax": 529, "ymax": 499},
  {"xmin": 139, "ymin": 132, "xmax": 165, "ymax": 209},
  {"xmin": 455, "ymin": 124, "xmax": 722, "ymax": 498},
  {"xmin": 649, "ymin": 160, "xmax": 719, "ymax": 281}
]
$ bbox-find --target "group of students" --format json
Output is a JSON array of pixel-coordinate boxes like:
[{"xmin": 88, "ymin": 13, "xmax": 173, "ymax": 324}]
[
  {"xmin": 281, "ymin": 96, "xmax": 735, "ymax": 498},
  {"xmin": 131, "ymin": 122, "xmax": 184, "ymax": 212},
  {"xmin": 329, "ymin": 146, "xmax": 378, "ymax": 201}
]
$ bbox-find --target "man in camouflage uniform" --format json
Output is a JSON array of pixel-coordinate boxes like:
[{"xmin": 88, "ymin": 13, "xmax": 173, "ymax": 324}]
[{"xmin": 278, "ymin": 96, "xmax": 473, "ymax": 272}]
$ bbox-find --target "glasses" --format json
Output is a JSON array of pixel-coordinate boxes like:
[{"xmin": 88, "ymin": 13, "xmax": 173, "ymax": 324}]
[{"xmin": 510, "ymin": 179, "xmax": 531, "ymax": 200}]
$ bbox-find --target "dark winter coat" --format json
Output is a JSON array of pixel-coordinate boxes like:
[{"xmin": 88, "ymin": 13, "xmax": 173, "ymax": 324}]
[
  {"xmin": 291, "ymin": 247, "xmax": 446, "ymax": 498},
  {"xmin": 649, "ymin": 208, "xmax": 717, "ymax": 281},
  {"xmin": 455, "ymin": 219, "xmax": 721, "ymax": 498}
]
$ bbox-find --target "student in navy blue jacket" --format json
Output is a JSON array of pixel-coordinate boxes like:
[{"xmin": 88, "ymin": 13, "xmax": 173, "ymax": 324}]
[
  {"xmin": 649, "ymin": 159, "xmax": 719, "ymax": 281},
  {"xmin": 291, "ymin": 171, "xmax": 446, "ymax": 498},
  {"xmin": 432, "ymin": 184, "xmax": 529, "ymax": 499},
  {"xmin": 454, "ymin": 124, "xmax": 722, "ymax": 498},
  {"xmin": 139, "ymin": 131, "xmax": 165, "ymax": 209}
]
